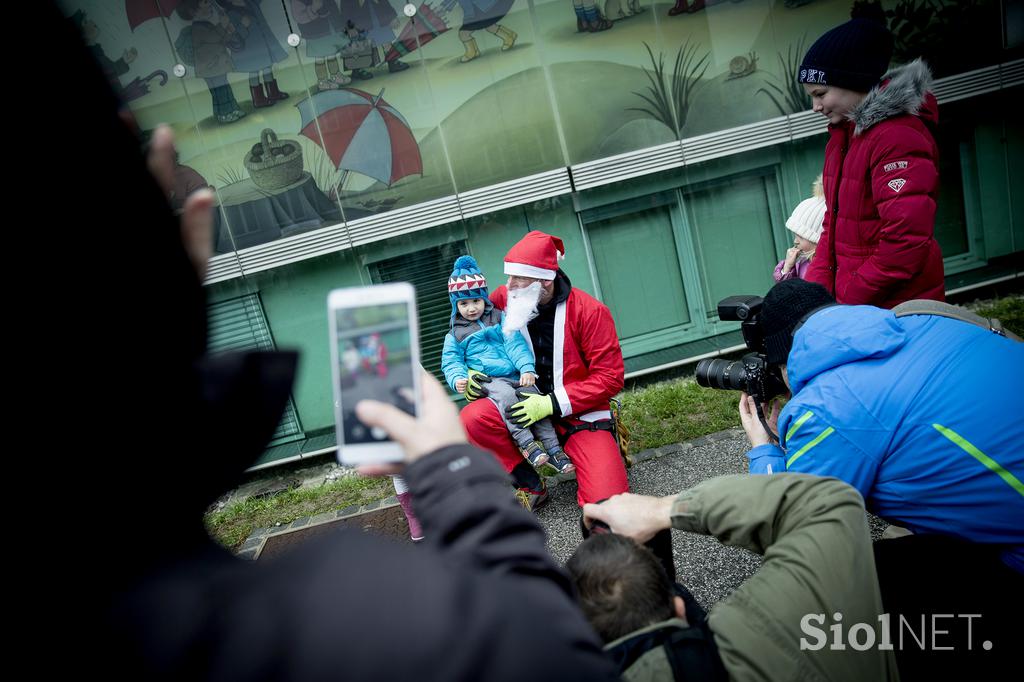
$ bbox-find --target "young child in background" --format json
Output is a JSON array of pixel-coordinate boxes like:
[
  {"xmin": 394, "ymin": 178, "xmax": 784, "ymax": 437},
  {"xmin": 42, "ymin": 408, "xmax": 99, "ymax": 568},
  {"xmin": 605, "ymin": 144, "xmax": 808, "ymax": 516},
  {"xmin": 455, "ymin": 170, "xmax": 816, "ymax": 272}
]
[
  {"xmin": 442, "ymin": 256, "xmax": 575, "ymax": 474},
  {"xmin": 774, "ymin": 176, "xmax": 826, "ymax": 282}
]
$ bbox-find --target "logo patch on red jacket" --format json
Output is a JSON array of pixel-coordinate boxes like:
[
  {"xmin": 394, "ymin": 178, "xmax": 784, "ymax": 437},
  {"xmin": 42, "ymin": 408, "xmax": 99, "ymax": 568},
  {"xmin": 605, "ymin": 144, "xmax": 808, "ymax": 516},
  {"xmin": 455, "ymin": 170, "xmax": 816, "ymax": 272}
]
[
  {"xmin": 888, "ymin": 178, "xmax": 906, "ymax": 192},
  {"xmin": 883, "ymin": 161, "xmax": 909, "ymax": 172}
]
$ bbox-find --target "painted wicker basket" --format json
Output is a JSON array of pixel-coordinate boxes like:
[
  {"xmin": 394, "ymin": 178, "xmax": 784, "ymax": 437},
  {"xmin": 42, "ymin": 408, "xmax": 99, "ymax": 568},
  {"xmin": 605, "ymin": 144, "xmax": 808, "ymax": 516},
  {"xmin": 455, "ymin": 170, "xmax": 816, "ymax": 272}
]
[{"xmin": 244, "ymin": 129, "xmax": 303, "ymax": 190}]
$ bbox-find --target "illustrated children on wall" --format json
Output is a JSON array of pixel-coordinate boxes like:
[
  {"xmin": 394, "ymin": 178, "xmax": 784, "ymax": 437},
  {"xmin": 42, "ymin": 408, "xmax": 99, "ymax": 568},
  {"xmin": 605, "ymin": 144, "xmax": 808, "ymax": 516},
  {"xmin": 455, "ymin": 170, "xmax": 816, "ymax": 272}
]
[
  {"xmin": 216, "ymin": 0, "xmax": 291, "ymax": 107},
  {"xmin": 70, "ymin": 10, "xmax": 137, "ymax": 99},
  {"xmin": 338, "ymin": 0, "xmax": 410, "ymax": 76},
  {"xmin": 175, "ymin": 0, "xmax": 247, "ymax": 123},
  {"xmin": 439, "ymin": 0, "xmax": 518, "ymax": 63},
  {"xmin": 290, "ymin": 0, "xmax": 353, "ymax": 90}
]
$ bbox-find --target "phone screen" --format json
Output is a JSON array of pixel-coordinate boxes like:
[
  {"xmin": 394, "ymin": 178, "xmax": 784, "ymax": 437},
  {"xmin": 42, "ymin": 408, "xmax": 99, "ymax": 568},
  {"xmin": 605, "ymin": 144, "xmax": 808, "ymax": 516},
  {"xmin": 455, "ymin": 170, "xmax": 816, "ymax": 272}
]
[{"xmin": 334, "ymin": 301, "xmax": 416, "ymax": 445}]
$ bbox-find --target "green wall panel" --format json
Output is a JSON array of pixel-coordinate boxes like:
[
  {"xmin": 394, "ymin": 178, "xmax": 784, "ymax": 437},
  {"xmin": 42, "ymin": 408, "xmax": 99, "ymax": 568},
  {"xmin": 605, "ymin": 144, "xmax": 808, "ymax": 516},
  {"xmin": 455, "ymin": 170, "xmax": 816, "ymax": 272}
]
[
  {"xmin": 588, "ymin": 205, "xmax": 690, "ymax": 341},
  {"xmin": 686, "ymin": 172, "xmax": 781, "ymax": 310}
]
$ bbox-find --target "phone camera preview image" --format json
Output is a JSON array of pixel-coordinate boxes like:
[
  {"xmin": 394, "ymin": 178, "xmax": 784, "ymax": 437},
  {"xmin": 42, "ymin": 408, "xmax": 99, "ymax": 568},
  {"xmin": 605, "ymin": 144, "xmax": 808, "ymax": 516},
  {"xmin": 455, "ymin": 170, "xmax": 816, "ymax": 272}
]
[{"xmin": 335, "ymin": 302, "xmax": 415, "ymax": 445}]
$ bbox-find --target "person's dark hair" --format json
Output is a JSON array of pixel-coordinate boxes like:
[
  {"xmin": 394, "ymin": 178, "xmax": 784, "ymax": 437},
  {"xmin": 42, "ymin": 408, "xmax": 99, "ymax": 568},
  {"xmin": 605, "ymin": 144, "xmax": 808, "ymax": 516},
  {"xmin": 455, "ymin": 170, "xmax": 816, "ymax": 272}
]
[{"xmin": 567, "ymin": 533, "xmax": 675, "ymax": 643}]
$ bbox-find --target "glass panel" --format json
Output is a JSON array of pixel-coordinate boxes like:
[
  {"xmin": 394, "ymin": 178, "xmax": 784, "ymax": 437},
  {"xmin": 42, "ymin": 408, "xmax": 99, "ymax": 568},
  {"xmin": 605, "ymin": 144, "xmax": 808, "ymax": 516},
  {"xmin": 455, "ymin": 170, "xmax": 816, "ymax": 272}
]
[
  {"xmin": 679, "ymin": 0, "xmax": 788, "ymax": 137},
  {"xmin": 420, "ymin": 0, "xmax": 567, "ymax": 191},
  {"xmin": 309, "ymin": 1, "xmax": 461, "ymax": 217},
  {"xmin": 531, "ymin": 0, "xmax": 675, "ymax": 165},
  {"xmin": 587, "ymin": 205, "xmax": 690, "ymax": 340}
]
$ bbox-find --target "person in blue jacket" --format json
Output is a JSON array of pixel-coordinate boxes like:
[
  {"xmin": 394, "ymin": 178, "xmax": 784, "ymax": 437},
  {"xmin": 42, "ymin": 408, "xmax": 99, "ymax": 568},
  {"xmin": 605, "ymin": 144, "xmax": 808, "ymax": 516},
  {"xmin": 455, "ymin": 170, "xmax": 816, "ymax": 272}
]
[
  {"xmin": 442, "ymin": 256, "xmax": 575, "ymax": 474},
  {"xmin": 737, "ymin": 279, "xmax": 1024, "ymax": 574}
]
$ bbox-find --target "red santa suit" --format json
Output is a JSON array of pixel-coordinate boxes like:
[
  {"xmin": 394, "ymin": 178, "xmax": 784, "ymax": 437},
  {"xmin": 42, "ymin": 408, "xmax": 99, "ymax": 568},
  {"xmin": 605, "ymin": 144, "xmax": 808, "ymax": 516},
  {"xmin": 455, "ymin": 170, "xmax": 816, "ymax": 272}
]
[{"xmin": 459, "ymin": 231, "xmax": 628, "ymax": 506}]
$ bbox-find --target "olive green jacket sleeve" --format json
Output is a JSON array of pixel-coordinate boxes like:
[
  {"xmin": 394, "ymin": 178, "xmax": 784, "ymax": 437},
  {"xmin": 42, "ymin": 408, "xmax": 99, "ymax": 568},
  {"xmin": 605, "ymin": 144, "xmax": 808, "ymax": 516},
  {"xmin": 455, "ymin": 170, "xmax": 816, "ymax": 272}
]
[{"xmin": 671, "ymin": 474, "xmax": 899, "ymax": 682}]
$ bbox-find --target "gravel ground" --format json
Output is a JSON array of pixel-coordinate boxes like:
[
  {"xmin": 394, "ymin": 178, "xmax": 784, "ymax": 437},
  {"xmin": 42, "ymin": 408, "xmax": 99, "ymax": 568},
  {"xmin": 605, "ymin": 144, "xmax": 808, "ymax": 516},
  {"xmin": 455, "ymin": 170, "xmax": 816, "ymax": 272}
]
[{"xmin": 535, "ymin": 428, "xmax": 764, "ymax": 610}]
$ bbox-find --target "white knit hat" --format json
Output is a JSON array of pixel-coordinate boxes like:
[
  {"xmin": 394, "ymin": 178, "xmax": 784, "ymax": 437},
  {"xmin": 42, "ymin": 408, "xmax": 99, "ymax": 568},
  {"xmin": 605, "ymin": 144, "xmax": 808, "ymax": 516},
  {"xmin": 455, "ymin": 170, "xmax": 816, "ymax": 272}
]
[{"xmin": 785, "ymin": 196, "xmax": 826, "ymax": 244}]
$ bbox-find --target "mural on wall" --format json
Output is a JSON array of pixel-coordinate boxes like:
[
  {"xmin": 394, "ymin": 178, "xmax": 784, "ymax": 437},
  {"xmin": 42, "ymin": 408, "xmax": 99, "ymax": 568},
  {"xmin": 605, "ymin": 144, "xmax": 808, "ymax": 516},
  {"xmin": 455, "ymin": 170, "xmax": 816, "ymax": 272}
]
[
  {"xmin": 297, "ymin": 88, "xmax": 423, "ymax": 201},
  {"xmin": 438, "ymin": 0, "xmax": 519, "ymax": 61},
  {"xmin": 627, "ymin": 41, "xmax": 710, "ymax": 138},
  {"xmin": 72, "ymin": 8, "xmax": 169, "ymax": 102},
  {"xmin": 59, "ymin": 0, "xmax": 1018, "ymax": 254}
]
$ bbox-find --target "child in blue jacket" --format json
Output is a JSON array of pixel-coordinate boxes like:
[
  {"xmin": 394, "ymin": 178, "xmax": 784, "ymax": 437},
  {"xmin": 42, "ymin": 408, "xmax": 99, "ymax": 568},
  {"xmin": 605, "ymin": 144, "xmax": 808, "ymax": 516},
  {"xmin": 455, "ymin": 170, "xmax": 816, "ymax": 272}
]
[{"xmin": 442, "ymin": 256, "xmax": 574, "ymax": 474}]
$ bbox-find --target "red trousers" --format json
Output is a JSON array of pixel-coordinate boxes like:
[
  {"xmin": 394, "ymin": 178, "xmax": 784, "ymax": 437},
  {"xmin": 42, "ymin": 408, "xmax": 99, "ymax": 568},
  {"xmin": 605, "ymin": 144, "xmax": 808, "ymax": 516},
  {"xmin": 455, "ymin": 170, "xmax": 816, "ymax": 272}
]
[{"xmin": 460, "ymin": 398, "xmax": 628, "ymax": 506}]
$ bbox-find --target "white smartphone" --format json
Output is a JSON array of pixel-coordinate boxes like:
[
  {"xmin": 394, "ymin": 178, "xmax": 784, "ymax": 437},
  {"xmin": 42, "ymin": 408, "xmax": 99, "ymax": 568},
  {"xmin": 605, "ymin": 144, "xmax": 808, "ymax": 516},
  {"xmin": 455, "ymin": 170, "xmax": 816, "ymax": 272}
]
[{"xmin": 328, "ymin": 283, "xmax": 421, "ymax": 465}]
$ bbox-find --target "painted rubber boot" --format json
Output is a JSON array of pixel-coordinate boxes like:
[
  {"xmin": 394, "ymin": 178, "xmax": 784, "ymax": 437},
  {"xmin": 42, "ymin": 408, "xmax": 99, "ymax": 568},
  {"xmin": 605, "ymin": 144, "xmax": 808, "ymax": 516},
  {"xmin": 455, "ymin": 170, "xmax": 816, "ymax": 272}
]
[
  {"xmin": 495, "ymin": 25, "xmax": 517, "ymax": 51},
  {"xmin": 264, "ymin": 78, "xmax": 290, "ymax": 101},
  {"xmin": 250, "ymin": 83, "xmax": 272, "ymax": 108},
  {"xmin": 460, "ymin": 37, "xmax": 481, "ymax": 63}
]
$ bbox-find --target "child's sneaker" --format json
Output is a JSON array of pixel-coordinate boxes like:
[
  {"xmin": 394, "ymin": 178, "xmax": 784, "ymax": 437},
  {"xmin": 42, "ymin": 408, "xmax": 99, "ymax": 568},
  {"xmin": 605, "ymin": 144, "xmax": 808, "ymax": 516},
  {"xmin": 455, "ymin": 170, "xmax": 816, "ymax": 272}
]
[
  {"xmin": 523, "ymin": 442, "xmax": 549, "ymax": 468},
  {"xmin": 547, "ymin": 449, "xmax": 575, "ymax": 475}
]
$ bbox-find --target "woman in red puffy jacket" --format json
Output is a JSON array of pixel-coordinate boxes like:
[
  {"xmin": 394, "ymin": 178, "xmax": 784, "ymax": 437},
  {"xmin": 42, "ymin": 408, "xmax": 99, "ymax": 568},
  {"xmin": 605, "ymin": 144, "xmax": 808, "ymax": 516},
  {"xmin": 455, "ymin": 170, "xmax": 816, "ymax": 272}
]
[{"xmin": 798, "ymin": 7, "xmax": 944, "ymax": 308}]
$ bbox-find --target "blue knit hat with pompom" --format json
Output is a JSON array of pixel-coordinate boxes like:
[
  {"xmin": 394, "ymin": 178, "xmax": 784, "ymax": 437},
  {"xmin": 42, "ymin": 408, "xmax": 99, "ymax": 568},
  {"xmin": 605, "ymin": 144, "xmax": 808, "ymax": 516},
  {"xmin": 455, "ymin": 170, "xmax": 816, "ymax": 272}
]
[{"xmin": 448, "ymin": 255, "xmax": 489, "ymax": 304}]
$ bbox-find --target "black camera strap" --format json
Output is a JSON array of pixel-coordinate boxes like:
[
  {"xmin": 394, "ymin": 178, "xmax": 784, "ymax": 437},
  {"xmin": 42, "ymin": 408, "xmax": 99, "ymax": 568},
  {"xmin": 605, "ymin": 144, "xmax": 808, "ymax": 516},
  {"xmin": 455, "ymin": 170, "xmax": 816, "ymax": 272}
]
[{"xmin": 754, "ymin": 398, "xmax": 780, "ymax": 445}]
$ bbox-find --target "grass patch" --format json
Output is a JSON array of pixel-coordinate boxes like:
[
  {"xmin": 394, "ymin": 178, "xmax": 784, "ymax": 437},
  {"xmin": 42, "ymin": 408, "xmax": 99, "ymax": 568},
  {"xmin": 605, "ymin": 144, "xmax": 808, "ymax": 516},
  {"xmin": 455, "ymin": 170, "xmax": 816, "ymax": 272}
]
[
  {"xmin": 975, "ymin": 295, "xmax": 1023, "ymax": 337},
  {"xmin": 205, "ymin": 475, "xmax": 393, "ymax": 552},
  {"xmin": 619, "ymin": 377, "xmax": 741, "ymax": 453}
]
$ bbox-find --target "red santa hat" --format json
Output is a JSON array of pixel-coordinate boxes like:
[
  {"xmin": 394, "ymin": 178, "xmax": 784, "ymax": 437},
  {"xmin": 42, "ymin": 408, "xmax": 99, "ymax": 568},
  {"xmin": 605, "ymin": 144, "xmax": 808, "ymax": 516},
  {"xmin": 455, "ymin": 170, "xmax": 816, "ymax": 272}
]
[{"xmin": 503, "ymin": 231, "xmax": 565, "ymax": 280}]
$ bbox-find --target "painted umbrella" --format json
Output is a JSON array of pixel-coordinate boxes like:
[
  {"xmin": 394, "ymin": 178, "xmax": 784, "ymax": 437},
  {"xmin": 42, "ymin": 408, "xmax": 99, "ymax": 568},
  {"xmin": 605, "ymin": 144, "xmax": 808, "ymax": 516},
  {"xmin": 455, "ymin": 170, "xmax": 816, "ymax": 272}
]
[
  {"xmin": 297, "ymin": 88, "xmax": 423, "ymax": 189},
  {"xmin": 125, "ymin": 0, "xmax": 181, "ymax": 31}
]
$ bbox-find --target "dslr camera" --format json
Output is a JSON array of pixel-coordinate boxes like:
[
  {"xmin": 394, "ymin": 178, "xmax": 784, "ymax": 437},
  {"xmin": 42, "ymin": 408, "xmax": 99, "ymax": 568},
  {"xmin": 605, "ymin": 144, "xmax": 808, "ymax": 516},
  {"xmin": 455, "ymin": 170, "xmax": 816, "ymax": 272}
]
[{"xmin": 694, "ymin": 295, "xmax": 787, "ymax": 405}]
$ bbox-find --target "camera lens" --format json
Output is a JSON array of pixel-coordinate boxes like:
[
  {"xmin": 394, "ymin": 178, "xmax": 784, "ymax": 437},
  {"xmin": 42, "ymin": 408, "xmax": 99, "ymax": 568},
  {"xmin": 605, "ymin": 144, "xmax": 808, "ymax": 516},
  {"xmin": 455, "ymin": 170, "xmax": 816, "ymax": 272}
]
[{"xmin": 694, "ymin": 358, "xmax": 748, "ymax": 391}]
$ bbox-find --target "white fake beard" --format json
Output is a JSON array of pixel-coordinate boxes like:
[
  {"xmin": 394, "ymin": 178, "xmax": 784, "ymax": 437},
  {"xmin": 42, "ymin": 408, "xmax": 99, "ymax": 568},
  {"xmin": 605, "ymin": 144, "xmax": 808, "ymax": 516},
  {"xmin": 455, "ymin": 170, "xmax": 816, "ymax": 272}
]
[{"xmin": 503, "ymin": 282, "xmax": 542, "ymax": 336}]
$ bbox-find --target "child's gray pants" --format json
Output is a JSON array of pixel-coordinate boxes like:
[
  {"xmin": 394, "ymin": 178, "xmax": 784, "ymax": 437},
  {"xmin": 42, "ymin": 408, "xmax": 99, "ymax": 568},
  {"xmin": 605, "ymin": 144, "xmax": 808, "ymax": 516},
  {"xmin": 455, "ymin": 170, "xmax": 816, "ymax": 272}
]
[{"xmin": 485, "ymin": 377, "xmax": 561, "ymax": 454}]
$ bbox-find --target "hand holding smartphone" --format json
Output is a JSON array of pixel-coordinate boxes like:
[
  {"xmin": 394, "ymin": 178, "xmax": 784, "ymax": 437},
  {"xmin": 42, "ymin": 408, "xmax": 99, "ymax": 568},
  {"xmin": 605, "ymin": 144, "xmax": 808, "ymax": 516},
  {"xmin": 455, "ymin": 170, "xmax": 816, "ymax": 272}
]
[{"xmin": 328, "ymin": 283, "xmax": 421, "ymax": 466}]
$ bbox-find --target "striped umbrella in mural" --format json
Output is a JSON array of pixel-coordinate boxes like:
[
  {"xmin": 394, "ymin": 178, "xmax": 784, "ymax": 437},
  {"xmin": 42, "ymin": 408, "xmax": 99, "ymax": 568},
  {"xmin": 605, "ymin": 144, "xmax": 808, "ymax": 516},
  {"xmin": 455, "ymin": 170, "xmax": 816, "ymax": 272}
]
[
  {"xmin": 296, "ymin": 88, "xmax": 423, "ymax": 190},
  {"xmin": 125, "ymin": 0, "xmax": 180, "ymax": 31}
]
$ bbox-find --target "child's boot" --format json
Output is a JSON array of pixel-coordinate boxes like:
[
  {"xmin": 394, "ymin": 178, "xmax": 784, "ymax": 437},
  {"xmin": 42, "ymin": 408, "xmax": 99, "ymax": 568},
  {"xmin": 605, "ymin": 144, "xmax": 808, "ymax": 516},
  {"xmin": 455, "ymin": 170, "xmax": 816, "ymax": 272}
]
[
  {"xmin": 523, "ymin": 442, "xmax": 549, "ymax": 468},
  {"xmin": 547, "ymin": 448, "xmax": 576, "ymax": 475}
]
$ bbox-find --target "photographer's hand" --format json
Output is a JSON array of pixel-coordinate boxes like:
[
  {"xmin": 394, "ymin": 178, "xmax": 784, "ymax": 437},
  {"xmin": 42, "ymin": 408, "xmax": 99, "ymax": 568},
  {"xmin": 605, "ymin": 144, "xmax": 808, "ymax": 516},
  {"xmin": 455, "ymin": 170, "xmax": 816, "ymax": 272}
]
[
  {"xmin": 739, "ymin": 392, "xmax": 773, "ymax": 447},
  {"xmin": 355, "ymin": 370, "xmax": 467, "ymax": 476},
  {"xmin": 583, "ymin": 493, "xmax": 673, "ymax": 543}
]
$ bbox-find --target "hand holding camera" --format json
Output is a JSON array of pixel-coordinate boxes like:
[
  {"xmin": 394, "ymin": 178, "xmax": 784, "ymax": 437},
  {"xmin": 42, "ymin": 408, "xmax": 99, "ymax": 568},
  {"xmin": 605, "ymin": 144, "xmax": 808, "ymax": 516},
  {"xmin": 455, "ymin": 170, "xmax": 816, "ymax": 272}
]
[
  {"xmin": 695, "ymin": 295, "xmax": 789, "ymax": 444},
  {"xmin": 583, "ymin": 493, "xmax": 674, "ymax": 544},
  {"xmin": 739, "ymin": 393, "xmax": 781, "ymax": 447}
]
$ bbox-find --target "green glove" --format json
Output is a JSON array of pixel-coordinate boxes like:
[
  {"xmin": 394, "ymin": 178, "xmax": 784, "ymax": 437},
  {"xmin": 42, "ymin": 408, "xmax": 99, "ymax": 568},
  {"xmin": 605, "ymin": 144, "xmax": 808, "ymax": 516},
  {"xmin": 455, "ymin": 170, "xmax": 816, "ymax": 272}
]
[
  {"xmin": 506, "ymin": 390, "xmax": 558, "ymax": 427},
  {"xmin": 465, "ymin": 369, "xmax": 492, "ymax": 401}
]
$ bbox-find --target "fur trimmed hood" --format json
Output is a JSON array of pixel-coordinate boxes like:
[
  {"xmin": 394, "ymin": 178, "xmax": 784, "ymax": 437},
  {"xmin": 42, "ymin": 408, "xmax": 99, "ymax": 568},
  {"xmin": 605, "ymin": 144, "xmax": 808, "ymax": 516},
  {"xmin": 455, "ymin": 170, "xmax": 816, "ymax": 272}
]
[{"xmin": 849, "ymin": 59, "xmax": 937, "ymax": 135}]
